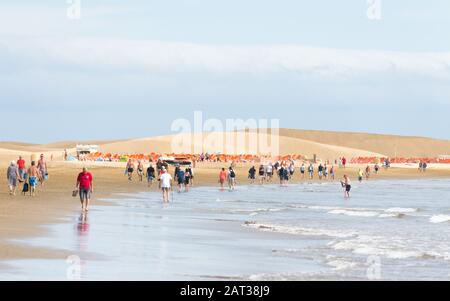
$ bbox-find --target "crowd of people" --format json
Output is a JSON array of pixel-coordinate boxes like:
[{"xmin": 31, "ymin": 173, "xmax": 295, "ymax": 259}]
[
  {"xmin": 6, "ymin": 153, "xmax": 426, "ymax": 208},
  {"xmin": 6, "ymin": 154, "xmax": 48, "ymax": 196}
]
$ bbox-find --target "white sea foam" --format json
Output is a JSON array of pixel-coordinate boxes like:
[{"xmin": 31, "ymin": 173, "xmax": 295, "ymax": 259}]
[
  {"xmin": 384, "ymin": 208, "xmax": 418, "ymax": 213},
  {"xmin": 244, "ymin": 222, "xmax": 357, "ymax": 238},
  {"xmin": 429, "ymin": 215, "xmax": 450, "ymax": 224},
  {"xmin": 328, "ymin": 209, "xmax": 379, "ymax": 217}
]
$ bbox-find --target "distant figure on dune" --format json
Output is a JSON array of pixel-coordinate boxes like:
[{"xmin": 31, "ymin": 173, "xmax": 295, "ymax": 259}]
[
  {"xmin": 76, "ymin": 167, "xmax": 93, "ymax": 212},
  {"xmin": 7, "ymin": 161, "xmax": 19, "ymax": 196},
  {"xmin": 341, "ymin": 175, "xmax": 351, "ymax": 198}
]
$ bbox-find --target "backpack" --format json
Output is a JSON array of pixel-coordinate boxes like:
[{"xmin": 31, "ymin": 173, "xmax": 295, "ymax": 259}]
[
  {"xmin": 22, "ymin": 182, "xmax": 29, "ymax": 192},
  {"xmin": 230, "ymin": 170, "xmax": 236, "ymax": 178}
]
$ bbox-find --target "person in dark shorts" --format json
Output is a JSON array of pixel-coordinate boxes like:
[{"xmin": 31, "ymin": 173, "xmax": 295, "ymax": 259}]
[
  {"xmin": 176, "ymin": 168, "xmax": 185, "ymax": 192},
  {"xmin": 146, "ymin": 164, "xmax": 155, "ymax": 187},
  {"xmin": 76, "ymin": 167, "xmax": 93, "ymax": 212},
  {"xmin": 258, "ymin": 165, "xmax": 265, "ymax": 184},
  {"xmin": 341, "ymin": 175, "xmax": 351, "ymax": 198},
  {"xmin": 248, "ymin": 166, "xmax": 256, "ymax": 184}
]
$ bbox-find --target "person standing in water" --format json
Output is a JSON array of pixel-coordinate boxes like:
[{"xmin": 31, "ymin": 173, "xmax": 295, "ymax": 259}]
[
  {"xmin": 159, "ymin": 167, "xmax": 172, "ymax": 203},
  {"xmin": 76, "ymin": 167, "xmax": 93, "ymax": 212},
  {"xmin": 7, "ymin": 161, "xmax": 20, "ymax": 196},
  {"xmin": 258, "ymin": 164, "xmax": 266, "ymax": 184},
  {"xmin": 219, "ymin": 168, "xmax": 227, "ymax": 190},
  {"xmin": 37, "ymin": 154, "xmax": 48, "ymax": 186},
  {"xmin": 341, "ymin": 175, "xmax": 351, "ymax": 198},
  {"xmin": 184, "ymin": 168, "xmax": 191, "ymax": 192},
  {"xmin": 185, "ymin": 165, "xmax": 194, "ymax": 187}
]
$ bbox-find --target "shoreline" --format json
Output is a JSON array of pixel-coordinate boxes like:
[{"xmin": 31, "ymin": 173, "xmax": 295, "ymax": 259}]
[{"xmin": 1, "ymin": 161, "xmax": 450, "ymax": 266}]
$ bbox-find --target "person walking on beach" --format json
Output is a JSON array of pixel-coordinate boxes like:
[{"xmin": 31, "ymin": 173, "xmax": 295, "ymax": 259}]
[
  {"xmin": 341, "ymin": 157, "xmax": 347, "ymax": 168},
  {"xmin": 27, "ymin": 161, "xmax": 40, "ymax": 196},
  {"xmin": 17, "ymin": 156, "xmax": 26, "ymax": 181},
  {"xmin": 137, "ymin": 160, "xmax": 144, "ymax": 182},
  {"xmin": 266, "ymin": 163, "xmax": 273, "ymax": 182},
  {"xmin": 365, "ymin": 165, "xmax": 371, "ymax": 180},
  {"xmin": 341, "ymin": 175, "xmax": 351, "ymax": 198},
  {"xmin": 248, "ymin": 166, "xmax": 256, "ymax": 184},
  {"xmin": 219, "ymin": 168, "xmax": 227, "ymax": 190},
  {"xmin": 258, "ymin": 164, "xmax": 266, "ymax": 184},
  {"xmin": 318, "ymin": 163, "xmax": 324, "ymax": 180},
  {"xmin": 146, "ymin": 164, "xmax": 155, "ymax": 187},
  {"xmin": 300, "ymin": 163, "xmax": 305, "ymax": 180},
  {"xmin": 76, "ymin": 167, "xmax": 93, "ymax": 212},
  {"xmin": 176, "ymin": 167, "xmax": 185, "ymax": 192},
  {"xmin": 228, "ymin": 167, "xmax": 236, "ymax": 190},
  {"xmin": 184, "ymin": 168, "xmax": 191, "ymax": 192},
  {"xmin": 308, "ymin": 163, "xmax": 314, "ymax": 179},
  {"xmin": 37, "ymin": 154, "xmax": 48, "ymax": 186},
  {"xmin": 159, "ymin": 167, "xmax": 172, "ymax": 203},
  {"xmin": 7, "ymin": 161, "xmax": 20, "ymax": 196},
  {"xmin": 330, "ymin": 165, "xmax": 335, "ymax": 180},
  {"xmin": 126, "ymin": 159, "xmax": 135, "ymax": 181},
  {"xmin": 186, "ymin": 165, "xmax": 194, "ymax": 186},
  {"xmin": 323, "ymin": 164, "xmax": 328, "ymax": 180},
  {"xmin": 358, "ymin": 169, "xmax": 364, "ymax": 182},
  {"xmin": 374, "ymin": 163, "xmax": 380, "ymax": 174}
]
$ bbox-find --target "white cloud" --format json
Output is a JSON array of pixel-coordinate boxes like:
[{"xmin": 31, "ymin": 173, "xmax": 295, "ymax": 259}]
[{"xmin": 1, "ymin": 38, "xmax": 450, "ymax": 79}]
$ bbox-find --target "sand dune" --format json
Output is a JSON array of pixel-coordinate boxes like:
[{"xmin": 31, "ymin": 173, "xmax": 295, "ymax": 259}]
[
  {"xmin": 278, "ymin": 129, "xmax": 450, "ymax": 157},
  {"xmin": 97, "ymin": 132, "xmax": 384, "ymax": 161},
  {"xmin": 1, "ymin": 129, "xmax": 449, "ymax": 162}
]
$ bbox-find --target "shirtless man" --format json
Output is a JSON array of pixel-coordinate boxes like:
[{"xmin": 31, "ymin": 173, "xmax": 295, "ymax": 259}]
[
  {"xmin": 27, "ymin": 161, "xmax": 41, "ymax": 196},
  {"xmin": 37, "ymin": 154, "xmax": 48, "ymax": 186},
  {"xmin": 137, "ymin": 160, "xmax": 144, "ymax": 182}
]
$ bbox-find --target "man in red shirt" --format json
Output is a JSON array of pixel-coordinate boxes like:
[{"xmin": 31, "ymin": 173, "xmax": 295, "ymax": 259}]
[
  {"xmin": 17, "ymin": 156, "xmax": 26, "ymax": 180},
  {"xmin": 76, "ymin": 167, "xmax": 94, "ymax": 212}
]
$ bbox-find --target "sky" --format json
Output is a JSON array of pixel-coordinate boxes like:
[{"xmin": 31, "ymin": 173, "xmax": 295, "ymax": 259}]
[{"xmin": 0, "ymin": 0, "xmax": 450, "ymax": 143}]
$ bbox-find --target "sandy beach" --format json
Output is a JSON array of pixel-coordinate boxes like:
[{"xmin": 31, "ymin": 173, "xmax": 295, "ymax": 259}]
[{"xmin": 1, "ymin": 129, "xmax": 450, "ymax": 278}]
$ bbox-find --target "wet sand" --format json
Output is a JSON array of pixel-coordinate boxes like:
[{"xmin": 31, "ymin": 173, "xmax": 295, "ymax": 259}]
[{"xmin": 1, "ymin": 160, "xmax": 450, "ymax": 266}]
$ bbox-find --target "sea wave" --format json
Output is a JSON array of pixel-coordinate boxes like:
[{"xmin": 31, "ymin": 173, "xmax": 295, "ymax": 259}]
[
  {"xmin": 429, "ymin": 215, "xmax": 450, "ymax": 224},
  {"xmin": 243, "ymin": 221, "xmax": 358, "ymax": 238}
]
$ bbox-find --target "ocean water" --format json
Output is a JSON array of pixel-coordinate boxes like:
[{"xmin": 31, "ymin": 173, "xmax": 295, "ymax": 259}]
[{"xmin": 1, "ymin": 179, "xmax": 450, "ymax": 280}]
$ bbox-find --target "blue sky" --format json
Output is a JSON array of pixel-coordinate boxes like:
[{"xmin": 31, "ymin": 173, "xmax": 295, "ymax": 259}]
[{"xmin": 1, "ymin": 0, "xmax": 449, "ymax": 143}]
